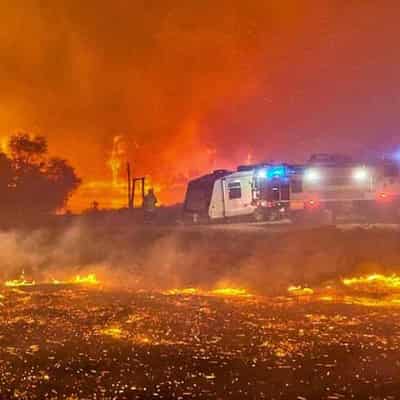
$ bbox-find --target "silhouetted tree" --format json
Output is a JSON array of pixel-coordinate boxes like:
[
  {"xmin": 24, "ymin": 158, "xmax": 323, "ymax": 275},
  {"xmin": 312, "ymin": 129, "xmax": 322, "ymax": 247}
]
[
  {"xmin": 9, "ymin": 134, "xmax": 47, "ymax": 167},
  {"xmin": 0, "ymin": 133, "xmax": 81, "ymax": 219}
]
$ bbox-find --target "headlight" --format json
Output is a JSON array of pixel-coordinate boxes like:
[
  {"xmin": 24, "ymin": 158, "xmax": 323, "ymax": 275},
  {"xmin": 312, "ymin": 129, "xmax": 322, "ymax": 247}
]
[
  {"xmin": 257, "ymin": 169, "xmax": 267, "ymax": 179},
  {"xmin": 304, "ymin": 168, "xmax": 321, "ymax": 183},
  {"xmin": 352, "ymin": 167, "xmax": 369, "ymax": 182}
]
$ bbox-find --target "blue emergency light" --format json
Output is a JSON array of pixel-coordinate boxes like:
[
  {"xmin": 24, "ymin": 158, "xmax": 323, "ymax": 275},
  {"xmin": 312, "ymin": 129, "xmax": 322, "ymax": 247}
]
[
  {"xmin": 257, "ymin": 165, "xmax": 287, "ymax": 180},
  {"xmin": 267, "ymin": 165, "xmax": 287, "ymax": 179}
]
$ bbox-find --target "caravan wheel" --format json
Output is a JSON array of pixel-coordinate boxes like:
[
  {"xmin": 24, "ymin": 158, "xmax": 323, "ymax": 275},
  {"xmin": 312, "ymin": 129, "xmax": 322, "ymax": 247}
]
[{"xmin": 253, "ymin": 208, "xmax": 266, "ymax": 222}]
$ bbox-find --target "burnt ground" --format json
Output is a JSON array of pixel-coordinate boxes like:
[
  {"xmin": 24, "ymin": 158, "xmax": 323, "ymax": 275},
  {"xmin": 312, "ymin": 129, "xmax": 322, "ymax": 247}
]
[
  {"xmin": 1, "ymin": 286, "xmax": 400, "ymax": 400},
  {"xmin": 1, "ymin": 221, "xmax": 400, "ymax": 398}
]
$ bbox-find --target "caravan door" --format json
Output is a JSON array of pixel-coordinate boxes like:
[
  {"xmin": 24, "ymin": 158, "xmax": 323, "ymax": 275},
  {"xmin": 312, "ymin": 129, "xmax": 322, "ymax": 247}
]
[{"xmin": 223, "ymin": 172, "xmax": 255, "ymax": 218}]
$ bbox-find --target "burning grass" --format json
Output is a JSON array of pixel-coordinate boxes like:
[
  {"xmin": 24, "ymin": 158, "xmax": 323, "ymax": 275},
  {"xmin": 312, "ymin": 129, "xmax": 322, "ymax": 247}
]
[
  {"xmin": 4, "ymin": 273, "xmax": 100, "ymax": 288},
  {"xmin": 72, "ymin": 273, "xmax": 99, "ymax": 285},
  {"xmin": 342, "ymin": 273, "xmax": 400, "ymax": 292},
  {"xmin": 2, "ymin": 284, "xmax": 400, "ymax": 399},
  {"xmin": 4, "ymin": 271, "xmax": 35, "ymax": 288},
  {"xmin": 163, "ymin": 286, "xmax": 253, "ymax": 298},
  {"xmin": 283, "ymin": 273, "xmax": 400, "ymax": 307},
  {"xmin": 210, "ymin": 287, "xmax": 252, "ymax": 297},
  {"xmin": 287, "ymin": 285, "xmax": 314, "ymax": 296}
]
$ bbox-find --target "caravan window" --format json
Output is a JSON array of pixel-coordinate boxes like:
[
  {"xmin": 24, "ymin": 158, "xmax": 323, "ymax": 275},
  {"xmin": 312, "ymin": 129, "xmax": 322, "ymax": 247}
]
[{"xmin": 228, "ymin": 181, "xmax": 242, "ymax": 199}]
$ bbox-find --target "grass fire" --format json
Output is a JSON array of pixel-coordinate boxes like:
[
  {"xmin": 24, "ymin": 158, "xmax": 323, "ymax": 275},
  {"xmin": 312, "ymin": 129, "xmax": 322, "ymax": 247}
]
[
  {"xmin": 1, "ymin": 2, "xmax": 400, "ymax": 397},
  {"xmin": 1, "ymin": 221, "xmax": 400, "ymax": 398},
  {"xmin": 2, "ymin": 266, "xmax": 400, "ymax": 399}
]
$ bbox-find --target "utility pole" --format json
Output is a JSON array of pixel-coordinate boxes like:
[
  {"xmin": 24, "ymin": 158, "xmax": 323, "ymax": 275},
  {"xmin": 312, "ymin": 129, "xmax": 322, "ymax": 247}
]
[
  {"xmin": 141, "ymin": 177, "xmax": 145, "ymax": 207},
  {"xmin": 132, "ymin": 177, "xmax": 146, "ymax": 208},
  {"xmin": 127, "ymin": 162, "xmax": 133, "ymax": 209}
]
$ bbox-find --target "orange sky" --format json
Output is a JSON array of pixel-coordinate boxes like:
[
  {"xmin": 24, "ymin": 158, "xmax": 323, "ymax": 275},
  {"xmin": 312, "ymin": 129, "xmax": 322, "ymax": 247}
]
[{"xmin": 1, "ymin": 1, "xmax": 400, "ymax": 211}]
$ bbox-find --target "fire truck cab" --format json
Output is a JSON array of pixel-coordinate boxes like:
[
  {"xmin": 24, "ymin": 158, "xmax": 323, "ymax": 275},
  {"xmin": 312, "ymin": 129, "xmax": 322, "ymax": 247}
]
[{"xmin": 289, "ymin": 154, "xmax": 400, "ymax": 222}]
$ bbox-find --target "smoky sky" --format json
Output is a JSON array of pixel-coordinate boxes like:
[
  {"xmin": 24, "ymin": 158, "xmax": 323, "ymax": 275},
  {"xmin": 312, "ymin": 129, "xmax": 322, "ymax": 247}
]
[{"xmin": 1, "ymin": 0, "xmax": 400, "ymax": 206}]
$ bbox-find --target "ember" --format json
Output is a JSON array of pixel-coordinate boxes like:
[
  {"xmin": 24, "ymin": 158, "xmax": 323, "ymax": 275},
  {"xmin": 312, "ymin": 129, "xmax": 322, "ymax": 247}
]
[
  {"xmin": 1, "ymin": 285, "xmax": 400, "ymax": 399},
  {"xmin": 100, "ymin": 326, "xmax": 123, "ymax": 339},
  {"xmin": 163, "ymin": 287, "xmax": 201, "ymax": 296},
  {"xmin": 287, "ymin": 285, "xmax": 314, "ymax": 296}
]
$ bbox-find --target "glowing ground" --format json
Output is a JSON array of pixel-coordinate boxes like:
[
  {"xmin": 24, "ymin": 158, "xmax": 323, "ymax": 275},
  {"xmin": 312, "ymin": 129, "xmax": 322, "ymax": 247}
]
[{"xmin": 1, "ymin": 286, "xmax": 400, "ymax": 399}]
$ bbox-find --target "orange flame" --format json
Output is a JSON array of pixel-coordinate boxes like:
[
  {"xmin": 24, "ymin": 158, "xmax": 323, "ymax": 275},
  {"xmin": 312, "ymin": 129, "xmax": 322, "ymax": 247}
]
[
  {"xmin": 108, "ymin": 135, "xmax": 127, "ymax": 186},
  {"xmin": 287, "ymin": 285, "xmax": 314, "ymax": 296},
  {"xmin": 163, "ymin": 286, "xmax": 253, "ymax": 297},
  {"xmin": 73, "ymin": 273, "xmax": 99, "ymax": 285},
  {"xmin": 210, "ymin": 287, "xmax": 252, "ymax": 297},
  {"xmin": 4, "ymin": 271, "xmax": 35, "ymax": 288},
  {"xmin": 342, "ymin": 273, "xmax": 400, "ymax": 292}
]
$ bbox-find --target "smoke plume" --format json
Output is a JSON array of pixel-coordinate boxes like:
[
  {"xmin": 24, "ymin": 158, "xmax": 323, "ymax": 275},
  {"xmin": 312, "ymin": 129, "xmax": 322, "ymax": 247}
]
[{"xmin": 1, "ymin": 220, "xmax": 400, "ymax": 294}]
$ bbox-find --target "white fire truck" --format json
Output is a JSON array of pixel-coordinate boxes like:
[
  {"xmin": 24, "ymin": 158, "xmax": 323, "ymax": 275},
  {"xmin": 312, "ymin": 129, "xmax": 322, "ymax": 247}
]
[{"xmin": 289, "ymin": 154, "xmax": 400, "ymax": 223}]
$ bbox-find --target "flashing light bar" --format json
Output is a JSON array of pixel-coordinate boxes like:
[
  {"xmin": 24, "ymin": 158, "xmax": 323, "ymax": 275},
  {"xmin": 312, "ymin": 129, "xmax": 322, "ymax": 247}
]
[{"xmin": 257, "ymin": 165, "xmax": 288, "ymax": 180}]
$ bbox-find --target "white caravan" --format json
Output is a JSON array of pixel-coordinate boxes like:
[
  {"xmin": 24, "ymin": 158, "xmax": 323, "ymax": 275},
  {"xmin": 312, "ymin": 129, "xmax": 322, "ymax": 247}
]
[{"xmin": 183, "ymin": 165, "xmax": 292, "ymax": 222}]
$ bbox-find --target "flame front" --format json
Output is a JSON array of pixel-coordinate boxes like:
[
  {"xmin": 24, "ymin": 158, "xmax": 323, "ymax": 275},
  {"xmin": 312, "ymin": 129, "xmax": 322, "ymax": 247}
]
[
  {"xmin": 72, "ymin": 274, "xmax": 99, "ymax": 285},
  {"xmin": 108, "ymin": 135, "xmax": 127, "ymax": 187},
  {"xmin": 342, "ymin": 273, "xmax": 400, "ymax": 291},
  {"xmin": 287, "ymin": 285, "xmax": 314, "ymax": 296},
  {"xmin": 4, "ymin": 273, "xmax": 99, "ymax": 287},
  {"xmin": 163, "ymin": 286, "xmax": 253, "ymax": 298},
  {"xmin": 5, "ymin": 271, "xmax": 35, "ymax": 288},
  {"xmin": 210, "ymin": 287, "xmax": 252, "ymax": 297},
  {"xmin": 164, "ymin": 288, "xmax": 200, "ymax": 296}
]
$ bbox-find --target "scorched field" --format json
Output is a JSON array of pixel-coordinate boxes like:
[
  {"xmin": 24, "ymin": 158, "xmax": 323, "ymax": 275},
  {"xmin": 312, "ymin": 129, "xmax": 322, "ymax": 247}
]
[{"xmin": 1, "ymin": 277, "xmax": 400, "ymax": 400}]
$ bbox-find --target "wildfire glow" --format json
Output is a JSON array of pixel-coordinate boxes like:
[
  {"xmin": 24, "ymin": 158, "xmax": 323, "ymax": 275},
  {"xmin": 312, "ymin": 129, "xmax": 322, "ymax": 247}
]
[
  {"xmin": 72, "ymin": 274, "xmax": 99, "ymax": 285},
  {"xmin": 318, "ymin": 295, "xmax": 334, "ymax": 302},
  {"xmin": 101, "ymin": 327, "xmax": 123, "ymax": 339},
  {"xmin": 210, "ymin": 287, "xmax": 252, "ymax": 297},
  {"xmin": 100, "ymin": 327, "xmax": 153, "ymax": 345},
  {"xmin": 5, "ymin": 279, "xmax": 36, "ymax": 288},
  {"xmin": 163, "ymin": 287, "xmax": 253, "ymax": 298},
  {"xmin": 4, "ymin": 273, "xmax": 99, "ymax": 288},
  {"xmin": 342, "ymin": 274, "xmax": 400, "ymax": 291},
  {"xmin": 287, "ymin": 285, "xmax": 314, "ymax": 296},
  {"xmin": 164, "ymin": 288, "xmax": 200, "ymax": 296},
  {"xmin": 52, "ymin": 274, "xmax": 99, "ymax": 286},
  {"xmin": 5, "ymin": 271, "xmax": 35, "ymax": 288},
  {"xmin": 108, "ymin": 135, "xmax": 127, "ymax": 187}
]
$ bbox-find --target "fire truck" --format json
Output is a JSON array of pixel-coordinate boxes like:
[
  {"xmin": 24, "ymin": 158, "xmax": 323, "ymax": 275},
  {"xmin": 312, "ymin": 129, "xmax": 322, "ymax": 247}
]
[
  {"xmin": 288, "ymin": 154, "xmax": 400, "ymax": 223},
  {"xmin": 183, "ymin": 164, "xmax": 296, "ymax": 222}
]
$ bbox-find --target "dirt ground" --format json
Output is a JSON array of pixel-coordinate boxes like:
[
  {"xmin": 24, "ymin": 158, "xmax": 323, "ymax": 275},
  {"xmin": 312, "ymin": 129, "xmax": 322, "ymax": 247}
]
[{"xmin": 1, "ymin": 219, "xmax": 400, "ymax": 399}]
